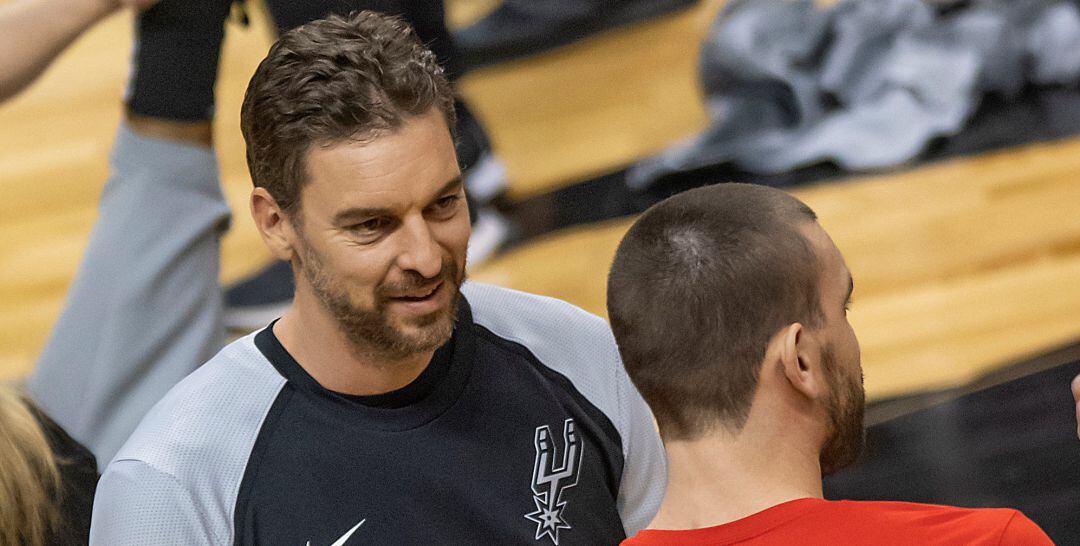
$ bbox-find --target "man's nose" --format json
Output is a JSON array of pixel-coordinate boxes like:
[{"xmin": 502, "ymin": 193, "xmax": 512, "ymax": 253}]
[{"xmin": 395, "ymin": 217, "xmax": 442, "ymax": 279}]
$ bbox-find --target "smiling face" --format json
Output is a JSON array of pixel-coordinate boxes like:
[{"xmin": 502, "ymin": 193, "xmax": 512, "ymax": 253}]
[{"xmin": 286, "ymin": 108, "xmax": 470, "ymax": 359}]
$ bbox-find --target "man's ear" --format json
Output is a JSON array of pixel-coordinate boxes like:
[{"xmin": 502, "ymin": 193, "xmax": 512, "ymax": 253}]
[
  {"xmin": 250, "ymin": 187, "xmax": 296, "ymax": 262},
  {"xmin": 777, "ymin": 323, "xmax": 826, "ymax": 401}
]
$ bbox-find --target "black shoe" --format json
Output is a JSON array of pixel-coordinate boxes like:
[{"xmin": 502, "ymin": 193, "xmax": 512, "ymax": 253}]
[
  {"xmin": 223, "ymin": 259, "xmax": 294, "ymax": 332},
  {"xmin": 455, "ymin": 100, "xmax": 512, "ymax": 262},
  {"xmin": 456, "ymin": 0, "xmax": 700, "ymax": 71},
  {"xmin": 456, "ymin": 99, "xmax": 509, "ymax": 204},
  {"xmin": 468, "ymin": 205, "xmax": 513, "ymax": 266}
]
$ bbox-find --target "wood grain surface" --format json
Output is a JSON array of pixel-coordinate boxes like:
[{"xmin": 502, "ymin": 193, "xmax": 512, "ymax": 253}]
[{"xmin": 2, "ymin": 0, "xmax": 1077, "ymax": 403}]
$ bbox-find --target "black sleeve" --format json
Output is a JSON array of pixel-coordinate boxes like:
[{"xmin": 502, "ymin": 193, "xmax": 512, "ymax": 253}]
[{"xmin": 126, "ymin": 0, "xmax": 234, "ymax": 121}]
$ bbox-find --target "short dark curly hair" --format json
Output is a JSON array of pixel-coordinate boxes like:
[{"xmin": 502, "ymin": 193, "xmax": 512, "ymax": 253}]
[{"xmin": 240, "ymin": 11, "xmax": 456, "ymax": 214}]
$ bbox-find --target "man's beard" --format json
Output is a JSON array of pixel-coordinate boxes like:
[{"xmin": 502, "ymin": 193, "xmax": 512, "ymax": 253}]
[
  {"xmin": 819, "ymin": 343, "xmax": 866, "ymax": 476},
  {"xmin": 295, "ymin": 234, "xmax": 464, "ymax": 361}
]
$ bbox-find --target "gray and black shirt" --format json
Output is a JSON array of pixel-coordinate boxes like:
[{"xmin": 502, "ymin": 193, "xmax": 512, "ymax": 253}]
[{"xmin": 90, "ymin": 283, "xmax": 666, "ymax": 545}]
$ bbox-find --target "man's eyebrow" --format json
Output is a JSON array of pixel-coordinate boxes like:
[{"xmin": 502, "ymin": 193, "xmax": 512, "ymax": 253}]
[
  {"xmin": 431, "ymin": 175, "xmax": 464, "ymax": 200},
  {"xmin": 332, "ymin": 176, "xmax": 464, "ymax": 224},
  {"xmin": 332, "ymin": 206, "xmax": 394, "ymax": 224}
]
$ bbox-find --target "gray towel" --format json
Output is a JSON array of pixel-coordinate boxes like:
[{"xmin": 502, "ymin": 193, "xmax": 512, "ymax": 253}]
[{"xmin": 628, "ymin": 0, "xmax": 1080, "ymax": 189}]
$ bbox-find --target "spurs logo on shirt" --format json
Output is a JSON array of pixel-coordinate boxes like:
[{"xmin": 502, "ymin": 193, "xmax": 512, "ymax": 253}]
[
  {"xmin": 93, "ymin": 285, "xmax": 663, "ymax": 544},
  {"xmin": 525, "ymin": 418, "xmax": 583, "ymax": 545}
]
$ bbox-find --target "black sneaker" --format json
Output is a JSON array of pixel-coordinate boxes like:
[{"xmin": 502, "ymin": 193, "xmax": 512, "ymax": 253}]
[
  {"xmin": 456, "ymin": 99, "xmax": 509, "ymax": 204},
  {"xmin": 467, "ymin": 206, "xmax": 513, "ymax": 266},
  {"xmin": 223, "ymin": 259, "xmax": 294, "ymax": 332},
  {"xmin": 456, "ymin": 0, "xmax": 700, "ymax": 71}
]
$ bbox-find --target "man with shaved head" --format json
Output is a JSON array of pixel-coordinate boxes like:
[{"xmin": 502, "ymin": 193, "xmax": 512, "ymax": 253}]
[{"xmin": 608, "ymin": 183, "xmax": 1052, "ymax": 545}]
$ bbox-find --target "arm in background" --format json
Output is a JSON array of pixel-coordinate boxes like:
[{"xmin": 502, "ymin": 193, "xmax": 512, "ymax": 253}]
[{"xmin": 0, "ymin": 0, "xmax": 156, "ymax": 102}]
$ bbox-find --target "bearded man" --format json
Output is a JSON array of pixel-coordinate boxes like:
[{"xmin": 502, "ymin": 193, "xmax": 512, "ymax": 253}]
[
  {"xmin": 607, "ymin": 183, "xmax": 1052, "ymax": 545},
  {"xmin": 90, "ymin": 12, "xmax": 664, "ymax": 545}
]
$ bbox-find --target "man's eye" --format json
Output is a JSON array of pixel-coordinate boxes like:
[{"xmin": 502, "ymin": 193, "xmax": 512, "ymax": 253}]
[
  {"xmin": 436, "ymin": 195, "xmax": 459, "ymax": 209},
  {"xmin": 352, "ymin": 218, "xmax": 388, "ymax": 232},
  {"xmin": 428, "ymin": 195, "xmax": 460, "ymax": 218}
]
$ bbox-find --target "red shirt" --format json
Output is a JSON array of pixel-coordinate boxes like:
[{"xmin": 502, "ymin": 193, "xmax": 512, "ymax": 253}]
[{"xmin": 622, "ymin": 498, "xmax": 1053, "ymax": 545}]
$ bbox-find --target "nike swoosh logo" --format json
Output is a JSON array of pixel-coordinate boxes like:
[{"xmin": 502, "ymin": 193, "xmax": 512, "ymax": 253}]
[{"xmin": 304, "ymin": 519, "xmax": 366, "ymax": 546}]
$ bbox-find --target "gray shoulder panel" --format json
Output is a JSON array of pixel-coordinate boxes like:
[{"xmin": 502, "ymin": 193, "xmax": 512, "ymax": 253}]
[
  {"xmin": 462, "ymin": 282, "xmax": 667, "ymax": 534},
  {"xmin": 463, "ymin": 282, "xmax": 626, "ymax": 431},
  {"xmin": 92, "ymin": 332, "xmax": 286, "ymax": 545}
]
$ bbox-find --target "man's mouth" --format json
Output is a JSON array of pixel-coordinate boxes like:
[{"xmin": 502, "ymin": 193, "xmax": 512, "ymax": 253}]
[{"xmin": 389, "ymin": 281, "xmax": 442, "ymax": 302}]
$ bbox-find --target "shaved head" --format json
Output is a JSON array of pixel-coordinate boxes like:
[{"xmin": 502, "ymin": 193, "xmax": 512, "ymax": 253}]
[{"xmin": 608, "ymin": 183, "xmax": 823, "ymax": 440}]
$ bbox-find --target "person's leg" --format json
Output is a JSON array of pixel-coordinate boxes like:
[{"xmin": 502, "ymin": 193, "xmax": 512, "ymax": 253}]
[
  {"xmin": 27, "ymin": 126, "xmax": 230, "ymax": 468},
  {"xmin": 30, "ymin": 1, "xmax": 239, "ymax": 468},
  {"xmin": 126, "ymin": 0, "xmax": 233, "ymax": 127},
  {"xmin": 124, "ymin": 0, "xmax": 235, "ymax": 148},
  {"xmin": 455, "ymin": 0, "xmax": 699, "ymax": 70}
]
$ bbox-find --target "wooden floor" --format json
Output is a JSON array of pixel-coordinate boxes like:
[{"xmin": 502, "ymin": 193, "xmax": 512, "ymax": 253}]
[
  {"xmin": 472, "ymin": 140, "xmax": 1080, "ymax": 400},
  {"xmin": 1, "ymin": 0, "xmax": 1078, "ymax": 402}
]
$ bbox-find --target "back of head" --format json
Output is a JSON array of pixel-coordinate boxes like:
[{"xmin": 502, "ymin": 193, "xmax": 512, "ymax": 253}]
[
  {"xmin": 0, "ymin": 384, "xmax": 60, "ymax": 546},
  {"xmin": 240, "ymin": 10, "xmax": 456, "ymax": 215},
  {"xmin": 608, "ymin": 183, "xmax": 822, "ymax": 440}
]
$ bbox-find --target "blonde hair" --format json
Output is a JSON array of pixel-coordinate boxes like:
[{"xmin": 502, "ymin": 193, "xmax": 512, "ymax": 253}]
[{"xmin": 0, "ymin": 383, "xmax": 61, "ymax": 546}]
